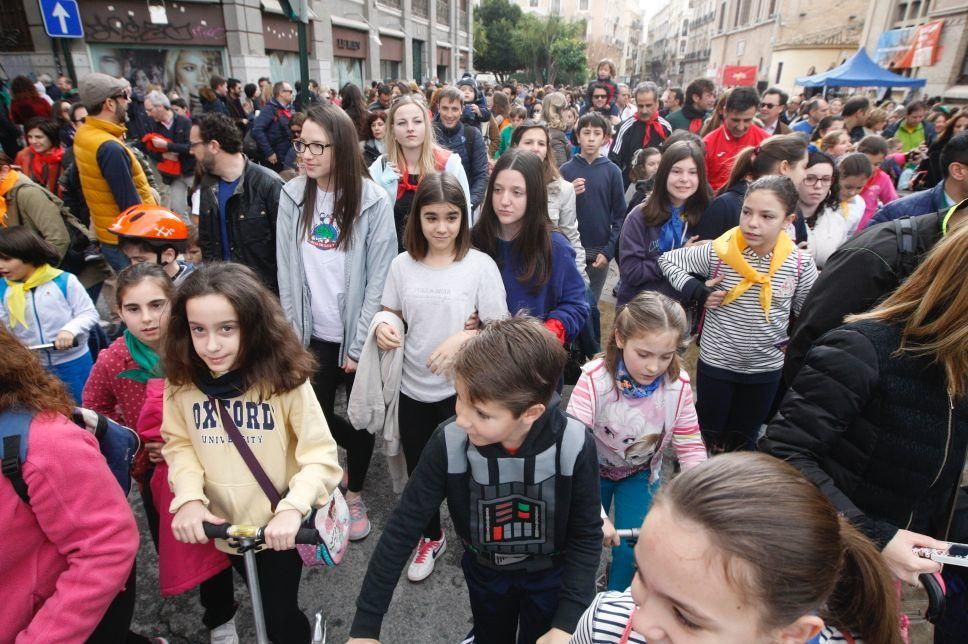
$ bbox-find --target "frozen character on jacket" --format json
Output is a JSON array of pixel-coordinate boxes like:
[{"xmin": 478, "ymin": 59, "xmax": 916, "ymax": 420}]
[{"xmin": 567, "ymin": 292, "xmax": 706, "ymax": 591}]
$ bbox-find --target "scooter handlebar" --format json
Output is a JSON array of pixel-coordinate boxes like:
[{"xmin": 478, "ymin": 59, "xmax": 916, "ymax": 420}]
[{"xmin": 202, "ymin": 522, "xmax": 320, "ymax": 544}]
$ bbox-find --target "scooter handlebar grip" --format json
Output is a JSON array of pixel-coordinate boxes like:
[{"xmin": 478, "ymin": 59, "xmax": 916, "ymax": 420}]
[
  {"xmin": 296, "ymin": 527, "xmax": 321, "ymax": 544},
  {"xmin": 920, "ymin": 572, "xmax": 946, "ymax": 624},
  {"xmin": 203, "ymin": 522, "xmax": 232, "ymax": 540}
]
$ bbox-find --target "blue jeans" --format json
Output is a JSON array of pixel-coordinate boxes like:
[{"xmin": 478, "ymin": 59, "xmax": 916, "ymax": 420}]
[
  {"xmin": 100, "ymin": 243, "xmax": 130, "ymax": 273},
  {"xmin": 49, "ymin": 351, "xmax": 93, "ymax": 403},
  {"xmin": 601, "ymin": 469, "xmax": 659, "ymax": 591}
]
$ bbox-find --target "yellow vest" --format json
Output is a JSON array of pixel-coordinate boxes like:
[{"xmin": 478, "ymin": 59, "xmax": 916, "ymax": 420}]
[{"xmin": 73, "ymin": 116, "xmax": 156, "ymax": 244}]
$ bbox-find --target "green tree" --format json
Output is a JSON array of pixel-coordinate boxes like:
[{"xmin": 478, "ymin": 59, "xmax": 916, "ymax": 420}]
[
  {"xmin": 511, "ymin": 15, "xmax": 586, "ymax": 85},
  {"xmin": 474, "ymin": 0, "xmax": 525, "ymax": 81}
]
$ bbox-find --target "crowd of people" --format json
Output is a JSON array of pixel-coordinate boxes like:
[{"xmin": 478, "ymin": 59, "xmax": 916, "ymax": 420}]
[{"xmin": 1, "ymin": 56, "xmax": 967, "ymax": 644}]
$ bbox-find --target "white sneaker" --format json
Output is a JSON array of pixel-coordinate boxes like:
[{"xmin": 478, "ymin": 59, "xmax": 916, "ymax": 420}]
[
  {"xmin": 210, "ymin": 618, "xmax": 240, "ymax": 644},
  {"xmin": 407, "ymin": 534, "xmax": 446, "ymax": 582}
]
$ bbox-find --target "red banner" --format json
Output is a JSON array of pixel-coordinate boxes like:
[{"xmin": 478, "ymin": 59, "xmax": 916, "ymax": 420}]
[{"xmin": 721, "ymin": 65, "xmax": 757, "ymax": 87}]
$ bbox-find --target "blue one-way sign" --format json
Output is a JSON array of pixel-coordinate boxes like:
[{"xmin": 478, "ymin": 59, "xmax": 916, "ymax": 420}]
[{"xmin": 39, "ymin": 0, "xmax": 84, "ymax": 38}]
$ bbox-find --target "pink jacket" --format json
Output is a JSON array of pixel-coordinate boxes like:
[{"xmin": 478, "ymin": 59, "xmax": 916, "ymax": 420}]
[
  {"xmin": 0, "ymin": 412, "xmax": 139, "ymax": 643},
  {"xmin": 858, "ymin": 168, "xmax": 898, "ymax": 230},
  {"xmin": 138, "ymin": 379, "xmax": 231, "ymax": 596}
]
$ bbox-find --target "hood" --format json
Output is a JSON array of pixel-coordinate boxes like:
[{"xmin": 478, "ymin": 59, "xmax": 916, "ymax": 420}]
[{"xmin": 281, "ymin": 174, "xmax": 387, "ymax": 213}]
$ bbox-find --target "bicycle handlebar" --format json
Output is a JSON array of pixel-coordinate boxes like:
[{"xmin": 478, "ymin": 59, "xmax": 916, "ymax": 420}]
[
  {"xmin": 28, "ymin": 337, "xmax": 79, "ymax": 351},
  {"xmin": 202, "ymin": 522, "xmax": 320, "ymax": 544}
]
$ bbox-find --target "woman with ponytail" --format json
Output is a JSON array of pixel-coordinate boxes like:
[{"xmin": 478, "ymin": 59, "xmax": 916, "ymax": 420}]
[
  {"xmin": 762, "ymin": 224, "xmax": 968, "ymax": 608},
  {"xmin": 691, "ymin": 134, "xmax": 808, "ymax": 241},
  {"xmin": 571, "ymin": 452, "xmax": 902, "ymax": 644}
]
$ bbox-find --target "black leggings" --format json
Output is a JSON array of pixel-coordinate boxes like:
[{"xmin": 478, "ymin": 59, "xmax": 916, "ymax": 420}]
[
  {"xmin": 399, "ymin": 392, "xmax": 457, "ymax": 540},
  {"xmin": 696, "ymin": 361, "xmax": 782, "ymax": 453},
  {"xmin": 309, "ymin": 339, "xmax": 375, "ymax": 493}
]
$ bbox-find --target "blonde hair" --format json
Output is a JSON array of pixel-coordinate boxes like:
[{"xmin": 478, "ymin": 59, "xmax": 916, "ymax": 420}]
[
  {"xmin": 543, "ymin": 92, "xmax": 568, "ymax": 130},
  {"xmin": 847, "ymin": 223, "xmax": 968, "ymax": 398},
  {"xmin": 385, "ymin": 94, "xmax": 443, "ymax": 178},
  {"xmin": 604, "ymin": 291, "xmax": 690, "ymax": 392}
]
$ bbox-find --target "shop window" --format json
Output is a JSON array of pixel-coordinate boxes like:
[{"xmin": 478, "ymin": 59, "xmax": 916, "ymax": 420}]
[
  {"xmin": 958, "ymin": 46, "xmax": 968, "ymax": 84},
  {"xmin": 579, "ymin": 0, "xmax": 588, "ymax": 10},
  {"xmin": 413, "ymin": 39, "xmax": 425, "ymax": 81},
  {"xmin": 380, "ymin": 60, "xmax": 401, "ymax": 81}
]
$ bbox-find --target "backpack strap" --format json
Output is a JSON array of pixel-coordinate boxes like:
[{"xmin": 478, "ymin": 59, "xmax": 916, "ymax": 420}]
[
  {"xmin": 0, "ymin": 407, "xmax": 35, "ymax": 504},
  {"xmin": 463, "ymin": 124, "xmax": 477, "ymax": 164},
  {"xmin": 894, "ymin": 216, "xmax": 917, "ymax": 278},
  {"xmin": 558, "ymin": 416, "xmax": 587, "ymax": 477}
]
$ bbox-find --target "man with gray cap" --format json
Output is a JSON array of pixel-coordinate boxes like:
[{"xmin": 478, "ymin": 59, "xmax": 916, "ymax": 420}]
[
  {"xmin": 143, "ymin": 90, "xmax": 194, "ymax": 220},
  {"xmin": 73, "ymin": 72, "xmax": 157, "ymax": 272}
]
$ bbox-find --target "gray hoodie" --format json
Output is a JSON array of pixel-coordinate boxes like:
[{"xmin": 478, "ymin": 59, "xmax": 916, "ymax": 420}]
[{"xmin": 277, "ymin": 175, "xmax": 397, "ymax": 361}]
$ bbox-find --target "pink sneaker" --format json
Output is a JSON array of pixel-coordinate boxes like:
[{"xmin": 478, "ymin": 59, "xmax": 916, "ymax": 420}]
[
  {"xmin": 346, "ymin": 496, "xmax": 371, "ymax": 541},
  {"xmin": 407, "ymin": 534, "xmax": 446, "ymax": 582}
]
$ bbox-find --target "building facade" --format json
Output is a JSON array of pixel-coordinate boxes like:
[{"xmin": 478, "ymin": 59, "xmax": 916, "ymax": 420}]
[
  {"xmin": 644, "ymin": 0, "xmax": 689, "ymax": 87},
  {"xmin": 510, "ymin": 0, "xmax": 645, "ymax": 82},
  {"xmin": 0, "ymin": 0, "xmax": 474, "ymax": 93}
]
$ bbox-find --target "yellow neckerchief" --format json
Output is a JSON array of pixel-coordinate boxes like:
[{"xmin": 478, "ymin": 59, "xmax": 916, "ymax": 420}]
[
  {"xmin": 0, "ymin": 169, "xmax": 22, "ymax": 226},
  {"xmin": 4, "ymin": 263, "xmax": 63, "ymax": 330},
  {"xmin": 711, "ymin": 226, "xmax": 794, "ymax": 322}
]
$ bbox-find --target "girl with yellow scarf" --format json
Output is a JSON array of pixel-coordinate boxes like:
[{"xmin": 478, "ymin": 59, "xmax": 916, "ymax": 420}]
[
  {"xmin": 0, "ymin": 227, "xmax": 99, "ymax": 401},
  {"xmin": 659, "ymin": 176, "xmax": 819, "ymax": 453}
]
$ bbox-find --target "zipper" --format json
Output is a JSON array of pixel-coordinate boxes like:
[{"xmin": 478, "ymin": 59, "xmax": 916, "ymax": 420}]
[
  {"xmin": 907, "ymin": 390, "xmax": 956, "ymax": 532},
  {"xmin": 30, "ymin": 290, "xmax": 51, "ymax": 367},
  {"xmin": 942, "ymin": 391, "xmax": 960, "ymax": 540}
]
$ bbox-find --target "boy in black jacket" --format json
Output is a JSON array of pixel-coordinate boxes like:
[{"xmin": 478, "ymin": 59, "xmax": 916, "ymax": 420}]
[{"xmin": 348, "ymin": 317, "xmax": 602, "ymax": 644}]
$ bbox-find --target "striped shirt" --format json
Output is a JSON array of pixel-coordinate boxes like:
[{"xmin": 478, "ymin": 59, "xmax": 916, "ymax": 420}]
[
  {"xmin": 572, "ymin": 589, "xmax": 860, "ymax": 643},
  {"xmin": 659, "ymin": 242, "xmax": 817, "ymax": 374}
]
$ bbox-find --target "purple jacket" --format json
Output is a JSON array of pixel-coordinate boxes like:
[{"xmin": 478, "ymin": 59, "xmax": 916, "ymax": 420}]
[{"xmin": 616, "ymin": 206, "xmax": 683, "ymax": 306}]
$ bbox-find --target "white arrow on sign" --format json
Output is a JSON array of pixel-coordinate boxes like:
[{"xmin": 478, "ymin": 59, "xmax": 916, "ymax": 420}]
[{"xmin": 51, "ymin": 2, "xmax": 70, "ymax": 33}]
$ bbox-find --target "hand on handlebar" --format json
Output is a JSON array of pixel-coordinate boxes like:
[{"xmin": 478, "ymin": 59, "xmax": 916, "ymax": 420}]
[
  {"xmin": 172, "ymin": 500, "xmax": 225, "ymax": 544},
  {"xmin": 264, "ymin": 508, "xmax": 304, "ymax": 551},
  {"xmin": 883, "ymin": 529, "xmax": 946, "ymax": 585},
  {"xmin": 54, "ymin": 330, "xmax": 76, "ymax": 351}
]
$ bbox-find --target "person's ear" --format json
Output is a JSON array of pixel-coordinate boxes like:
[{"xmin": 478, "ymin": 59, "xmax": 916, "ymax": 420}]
[
  {"xmin": 949, "ymin": 161, "xmax": 968, "ymax": 182},
  {"xmin": 161, "ymin": 248, "xmax": 178, "ymax": 264},
  {"xmin": 520, "ymin": 402, "xmax": 546, "ymax": 426},
  {"xmin": 772, "ymin": 615, "xmax": 823, "ymax": 643},
  {"xmin": 778, "ymin": 159, "xmax": 791, "ymax": 175},
  {"xmin": 615, "ymin": 331, "xmax": 626, "ymax": 350}
]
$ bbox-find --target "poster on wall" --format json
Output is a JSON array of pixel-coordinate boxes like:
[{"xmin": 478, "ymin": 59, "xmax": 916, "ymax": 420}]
[
  {"xmin": 89, "ymin": 45, "xmax": 225, "ymax": 114},
  {"xmin": 874, "ymin": 20, "xmax": 944, "ymax": 69}
]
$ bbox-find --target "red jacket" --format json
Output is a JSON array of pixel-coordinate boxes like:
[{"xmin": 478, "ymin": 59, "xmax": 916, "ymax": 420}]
[
  {"xmin": 138, "ymin": 379, "xmax": 231, "ymax": 596},
  {"xmin": 703, "ymin": 124, "xmax": 770, "ymax": 192},
  {"xmin": 0, "ymin": 412, "xmax": 139, "ymax": 643}
]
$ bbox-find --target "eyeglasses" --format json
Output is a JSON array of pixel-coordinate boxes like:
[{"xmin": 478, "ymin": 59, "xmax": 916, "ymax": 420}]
[
  {"xmin": 111, "ymin": 91, "xmax": 131, "ymax": 101},
  {"xmin": 292, "ymin": 140, "xmax": 333, "ymax": 155},
  {"xmin": 188, "ymin": 140, "xmax": 207, "ymax": 150},
  {"xmin": 593, "ymin": 94, "xmax": 607, "ymax": 99},
  {"xmin": 802, "ymin": 175, "xmax": 833, "ymax": 187},
  {"xmin": 760, "ymin": 102, "xmax": 778, "ymax": 109},
  {"xmin": 74, "ymin": 117, "xmax": 86, "ymax": 124},
  {"xmin": 281, "ymin": 88, "xmax": 294, "ymax": 94}
]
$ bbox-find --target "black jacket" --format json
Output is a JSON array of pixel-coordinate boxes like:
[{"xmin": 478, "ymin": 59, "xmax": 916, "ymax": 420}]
[
  {"xmin": 350, "ymin": 401, "xmax": 602, "ymax": 640},
  {"xmin": 197, "ymin": 159, "xmax": 283, "ymax": 293},
  {"xmin": 785, "ymin": 210, "xmax": 946, "ymax": 384},
  {"xmin": 692, "ymin": 180, "xmax": 747, "ymax": 240},
  {"xmin": 761, "ymin": 321, "xmax": 968, "ymax": 547}
]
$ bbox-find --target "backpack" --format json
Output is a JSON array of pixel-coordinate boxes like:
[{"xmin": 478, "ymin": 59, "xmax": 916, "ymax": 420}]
[
  {"xmin": 0, "ymin": 406, "xmax": 141, "ymax": 504},
  {"xmin": 7, "ymin": 181, "xmax": 97, "ymax": 275}
]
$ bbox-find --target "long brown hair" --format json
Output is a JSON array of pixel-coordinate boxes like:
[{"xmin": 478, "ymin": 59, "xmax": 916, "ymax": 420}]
[
  {"xmin": 723, "ymin": 133, "xmax": 807, "ymax": 193},
  {"xmin": 163, "ymin": 263, "xmax": 317, "ymax": 399},
  {"xmin": 403, "ymin": 172, "xmax": 471, "ymax": 261},
  {"xmin": 472, "ymin": 149, "xmax": 553, "ymax": 292},
  {"xmin": 657, "ymin": 453, "xmax": 902, "ymax": 643},
  {"xmin": 847, "ymin": 223, "xmax": 968, "ymax": 398},
  {"xmin": 0, "ymin": 326, "xmax": 74, "ymax": 413},
  {"xmin": 604, "ymin": 291, "xmax": 689, "ymax": 392},
  {"xmin": 298, "ymin": 104, "xmax": 368, "ymax": 251},
  {"xmin": 641, "ymin": 140, "xmax": 711, "ymax": 228},
  {"xmin": 510, "ymin": 121, "xmax": 560, "ymax": 183}
]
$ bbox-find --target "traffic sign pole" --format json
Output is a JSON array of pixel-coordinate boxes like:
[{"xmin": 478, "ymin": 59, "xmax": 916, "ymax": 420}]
[{"xmin": 60, "ymin": 38, "xmax": 77, "ymax": 85}]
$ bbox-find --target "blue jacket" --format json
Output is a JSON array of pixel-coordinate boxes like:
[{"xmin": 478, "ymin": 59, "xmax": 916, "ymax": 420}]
[
  {"xmin": 252, "ymin": 99, "xmax": 292, "ymax": 162},
  {"xmin": 433, "ymin": 118, "xmax": 489, "ymax": 209},
  {"xmin": 868, "ymin": 182, "xmax": 949, "ymax": 228},
  {"xmin": 495, "ymin": 232, "xmax": 589, "ymax": 342},
  {"xmin": 559, "ymin": 155, "xmax": 626, "ymax": 260}
]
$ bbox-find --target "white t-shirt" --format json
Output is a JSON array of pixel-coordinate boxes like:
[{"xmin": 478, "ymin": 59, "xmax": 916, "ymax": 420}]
[
  {"xmin": 301, "ymin": 189, "xmax": 346, "ymax": 343},
  {"xmin": 382, "ymin": 249, "xmax": 509, "ymax": 402}
]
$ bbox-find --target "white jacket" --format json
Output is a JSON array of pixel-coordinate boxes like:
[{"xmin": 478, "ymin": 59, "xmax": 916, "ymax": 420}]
[
  {"xmin": 0, "ymin": 271, "xmax": 98, "ymax": 366},
  {"xmin": 548, "ymin": 178, "xmax": 589, "ymax": 284},
  {"xmin": 807, "ymin": 197, "xmax": 863, "ymax": 269},
  {"xmin": 348, "ymin": 310, "xmax": 408, "ymax": 493}
]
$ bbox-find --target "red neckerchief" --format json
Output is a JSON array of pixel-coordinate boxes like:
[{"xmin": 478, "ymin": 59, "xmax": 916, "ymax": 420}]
[
  {"xmin": 635, "ymin": 112, "xmax": 668, "ymax": 147},
  {"xmin": 28, "ymin": 147, "xmax": 64, "ymax": 188},
  {"xmin": 396, "ymin": 168, "xmax": 419, "ymax": 201}
]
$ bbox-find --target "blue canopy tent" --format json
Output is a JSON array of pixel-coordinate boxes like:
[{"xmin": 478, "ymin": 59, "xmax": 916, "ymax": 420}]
[{"xmin": 795, "ymin": 48, "xmax": 926, "ymax": 88}]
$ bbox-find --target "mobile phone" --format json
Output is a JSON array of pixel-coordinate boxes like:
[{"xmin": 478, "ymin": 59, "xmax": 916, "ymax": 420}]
[{"xmin": 914, "ymin": 543, "xmax": 968, "ymax": 567}]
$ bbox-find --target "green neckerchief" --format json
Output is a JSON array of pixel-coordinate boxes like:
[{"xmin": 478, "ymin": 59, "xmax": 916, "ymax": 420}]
[{"xmin": 117, "ymin": 329, "xmax": 163, "ymax": 384}]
